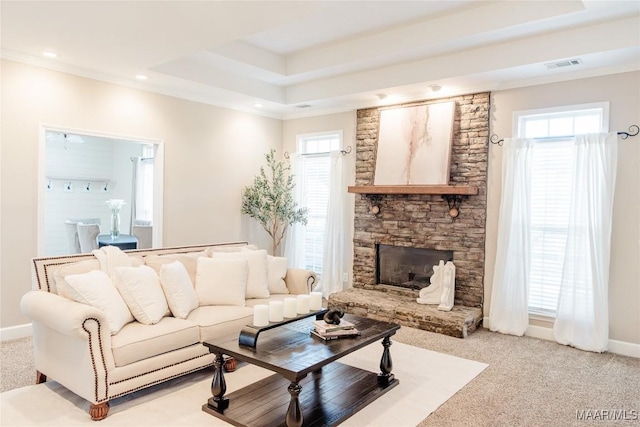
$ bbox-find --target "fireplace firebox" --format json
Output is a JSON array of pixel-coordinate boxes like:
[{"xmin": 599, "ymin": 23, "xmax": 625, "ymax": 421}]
[{"xmin": 375, "ymin": 244, "xmax": 453, "ymax": 291}]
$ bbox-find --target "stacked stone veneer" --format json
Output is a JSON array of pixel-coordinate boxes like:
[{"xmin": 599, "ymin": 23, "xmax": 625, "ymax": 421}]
[{"xmin": 331, "ymin": 93, "xmax": 489, "ymax": 336}]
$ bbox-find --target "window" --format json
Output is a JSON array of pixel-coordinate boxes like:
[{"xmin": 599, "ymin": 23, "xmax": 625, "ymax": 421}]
[
  {"xmin": 294, "ymin": 132, "xmax": 341, "ymax": 275},
  {"xmin": 516, "ymin": 103, "xmax": 608, "ymax": 315}
]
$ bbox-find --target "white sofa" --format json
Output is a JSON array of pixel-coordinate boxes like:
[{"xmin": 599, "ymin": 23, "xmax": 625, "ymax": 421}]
[{"xmin": 20, "ymin": 242, "xmax": 316, "ymax": 420}]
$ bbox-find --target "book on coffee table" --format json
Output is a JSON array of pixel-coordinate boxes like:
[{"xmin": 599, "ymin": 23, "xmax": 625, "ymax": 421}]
[
  {"xmin": 312, "ymin": 319, "xmax": 356, "ymax": 333},
  {"xmin": 310, "ymin": 328, "xmax": 361, "ymax": 341}
]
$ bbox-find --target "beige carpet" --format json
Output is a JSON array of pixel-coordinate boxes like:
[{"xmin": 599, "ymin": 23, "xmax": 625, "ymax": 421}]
[{"xmin": 0, "ymin": 341, "xmax": 486, "ymax": 426}]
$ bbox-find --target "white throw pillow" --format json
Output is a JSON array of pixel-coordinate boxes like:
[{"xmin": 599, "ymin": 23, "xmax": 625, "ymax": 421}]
[
  {"xmin": 113, "ymin": 265, "xmax": 169, "ymax": 325},
  {"xmin": 267, "ymin": 255, "xmax": 289, "ymax": 294},
  {"xmin": 63, "ymin": 270, "xmax": 133, "ymax": 334},
  {"xmin": 145, "ymin": 251, "xmax": 207, "ymax": 285},
  {"xmin": 212, "ymin": 249, "xmax": 269, "ymax": 299},
  {"xmin": 195, "ymin": 257, "xmax": 248, "ymax": 306},
  {"xmin": 159, "ymin": 261, "xmax": 199, "ymax": 319},
  {"xmin": 53, "ymin": 259, "xmax": 101, "ymax": 297}
]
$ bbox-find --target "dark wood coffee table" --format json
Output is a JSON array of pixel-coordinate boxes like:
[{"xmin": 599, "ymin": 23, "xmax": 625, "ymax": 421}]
[{"xmin": 202, "ymin": 314, "xmax": 400, "ymax": 427}]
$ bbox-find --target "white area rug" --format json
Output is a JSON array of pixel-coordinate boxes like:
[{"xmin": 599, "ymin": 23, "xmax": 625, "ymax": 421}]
[{"xmin": 1, "ymin": 342, "xmax": 487, "ymax": 426}]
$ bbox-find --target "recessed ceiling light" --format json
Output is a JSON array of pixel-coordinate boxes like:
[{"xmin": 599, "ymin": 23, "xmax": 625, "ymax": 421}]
[
  {"xmin": 42, "ymin": 51, "xmax": 57, "ymax": 58},
  {"xmin": 254, "ymin": 103, "xmax": 263, "ymax": 108},
  {"xmin": 430, "ymin": 84, "xmax": 442, "ymax": 92},
  {"xmin": 136, "ymin": 74, "xmax": 148, "ymax": 81},
  {"xmin": 376, "ymin": 93, "xmax": 388, "ymax": 100}
]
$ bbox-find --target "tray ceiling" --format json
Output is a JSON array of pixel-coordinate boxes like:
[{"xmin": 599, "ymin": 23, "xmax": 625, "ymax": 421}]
[{"xmin": 1, "ymin": 1, "xmax": 639, "ymax": 118}]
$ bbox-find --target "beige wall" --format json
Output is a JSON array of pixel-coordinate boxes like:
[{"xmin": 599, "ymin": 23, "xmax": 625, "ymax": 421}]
[
  {"xmin": 3, "ymin": 59, "xmax": 638, "ymax": 345},
  {"xmin": 1, "ymin": 59, "xmax": 281, "ymax": 328},
  {"xmin": 282, "ymin": 112, "xmax": 357, "ymax": 287},
  {"xmin": 486, "ymin": 71, "xmax": 640, "ymax": 344}
]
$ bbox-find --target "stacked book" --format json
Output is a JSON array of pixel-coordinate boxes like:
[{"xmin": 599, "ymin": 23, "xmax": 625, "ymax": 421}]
[{"xmin": 311, "ymin": 318, "xmax": 360, "ymax": 341}]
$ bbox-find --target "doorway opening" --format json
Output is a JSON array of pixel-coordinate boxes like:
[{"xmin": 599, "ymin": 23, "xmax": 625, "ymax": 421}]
[{"xmin": 38, "ymin": 126, "xmax": 164, "ymax": 255}]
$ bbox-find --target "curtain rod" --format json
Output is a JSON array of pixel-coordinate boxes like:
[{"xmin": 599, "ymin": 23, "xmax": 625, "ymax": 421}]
[
  {"xmin": 489, "ymin": 124, "xmax": 639, "ymax": 146},
  {"xmin": 284, "ymin": 145, "xmax": 352, "ymax": 159}
]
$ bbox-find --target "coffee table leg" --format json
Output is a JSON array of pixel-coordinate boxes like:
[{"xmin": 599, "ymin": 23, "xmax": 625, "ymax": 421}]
[
  {"xmin": 208, "ymin": 352, "xmax": 229, "ymax": 411},
  {"xmin": 286, "ymin": 381, "xmax": 303, "ymax": 427},
  {"xmin": 378, "ymin": 335, "xmax": 395, "ymax": 386}
]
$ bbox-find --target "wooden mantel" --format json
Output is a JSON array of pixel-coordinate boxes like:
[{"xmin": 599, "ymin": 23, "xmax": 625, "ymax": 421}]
[{"xmin": 347, "ymin": 185, "xmax": 478, "ymax": 195}]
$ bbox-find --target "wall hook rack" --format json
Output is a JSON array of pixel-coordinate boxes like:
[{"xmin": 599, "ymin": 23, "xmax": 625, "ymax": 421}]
[{"xmin": 490, "ymin": 124, "xmax": 639, "ymax": 146}]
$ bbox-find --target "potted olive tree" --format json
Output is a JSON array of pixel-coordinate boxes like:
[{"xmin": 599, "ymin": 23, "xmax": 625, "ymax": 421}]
[{"xmin": 241, "ymin": 149, "xmax": 308, "ymax": 255}]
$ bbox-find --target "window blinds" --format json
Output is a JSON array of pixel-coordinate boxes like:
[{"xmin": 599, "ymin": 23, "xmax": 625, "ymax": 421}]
[{"xmin": 528, "ymin": 140, "xmax": 574, "ymax": 314}]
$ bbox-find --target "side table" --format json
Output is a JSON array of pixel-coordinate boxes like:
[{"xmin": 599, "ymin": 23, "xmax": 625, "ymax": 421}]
[{"xmin": 97, "ymin": 234, "xmax": 138, "ymax": 250}]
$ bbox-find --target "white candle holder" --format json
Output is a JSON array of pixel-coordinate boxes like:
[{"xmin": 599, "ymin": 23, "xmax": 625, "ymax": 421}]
[
  {"xmin": 268, "ymin": 301, "xmax": 284, "ymax": 322},
  {"xmin": 283, "ymin": 297, "xmax": 298, "ymax": 318},
  {"xmin": 253, "ymin": 304, "xmax": 269, "ymax": 327},
  {"xmin": 309, "ymin": 292, "xmax": 323, "ymax": 311},
  {"xmin": 296, "ymin": 294, "xmax": 310, "ymax": 314}
]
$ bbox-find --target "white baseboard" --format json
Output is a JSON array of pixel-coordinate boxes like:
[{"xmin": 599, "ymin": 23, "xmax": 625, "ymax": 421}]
[
  {"xmin": 608, "ymin": 339, "xmax": 640, "ymax": 358},
  {"xmin": 524, "ymin": 323, "xmax": 555, "ymax": 341},
  {"xmin": 482, "ymin": 317, "xmax": 639, "ymax": 358},
  {"xmin": 0, "ymin": 323, "xmax": 32, "ymax": 341}
]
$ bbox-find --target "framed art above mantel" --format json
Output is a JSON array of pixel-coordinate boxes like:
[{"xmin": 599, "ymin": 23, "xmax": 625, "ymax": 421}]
[{"xmin": 374, "ymin": 101, "xmax": 455, "ymax": 186}]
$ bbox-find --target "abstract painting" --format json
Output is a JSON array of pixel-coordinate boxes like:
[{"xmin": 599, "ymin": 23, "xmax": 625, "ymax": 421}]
[{"xmin": 374, "ymin": 101, "xmax": 455, "ymax": 185}]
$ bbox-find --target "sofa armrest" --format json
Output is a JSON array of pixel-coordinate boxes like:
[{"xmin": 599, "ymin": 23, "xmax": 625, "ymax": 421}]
[
  {"xmin": 21, "ymin": 290, "xmax": 111, "ymax": 338},
  {"xmin": 284, "ymin": 268, "xmax": 317, "ymax": 295},
  {"xmin": 21, "ymin": 290, "xmax": 117, "ymax": 404}
]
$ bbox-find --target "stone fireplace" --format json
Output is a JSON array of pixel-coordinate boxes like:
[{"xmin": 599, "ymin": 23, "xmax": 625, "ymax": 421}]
[{"xmin": 328, "ymin": 92, "xmax": 489, "ymax": 338}]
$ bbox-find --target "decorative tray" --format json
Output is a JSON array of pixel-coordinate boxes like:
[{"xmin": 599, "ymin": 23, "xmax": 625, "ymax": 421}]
[{"xmin": 239, "ymin": 308, "xmax": 328, "ymax": 348}]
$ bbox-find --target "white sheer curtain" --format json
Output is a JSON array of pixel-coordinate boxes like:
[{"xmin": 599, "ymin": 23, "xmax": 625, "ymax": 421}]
[
  {"xmin": 553, "ymin": 132, "xmax": 618, "ymax": 352},
  {"xmin": 316, "ymin": 151, "xmax": 346, "ymax": 298},
  {"xmin": 129, "ymin": 154, "xmax": 154, "ymax": 233},
  {"xmin": 284, "ymin": 153, "xmax": 304, "ymax": 264},
  {"xmin": 129, "ymin": 157, "xmax": 140, "ymax": 234},
  {"xmin": 489, "ymin": 137, "xmax": 534, "ymax": 336}
]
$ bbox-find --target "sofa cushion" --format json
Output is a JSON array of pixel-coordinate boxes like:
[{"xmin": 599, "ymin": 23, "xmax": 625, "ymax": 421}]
[
  {"xmin": 111, "ymin": 317, "xmax": 200, "ymax": 367},
  {"xmin": 129, "ymin": 255, "xmax": 145, "ymax": 267},
  {"xmin": 212, "ymin": 249, "xmax": 270, "ymax": 299},
  {"xmin": 144, "ymin": 251, "xmax": 207, "ymax": 285},
  {"xmin": 62, "ymin": 270, "xmax": 133, "ymax": 334},
  {"xmin": 53, "ymin": 259, "xmax": 102, "ymax": 297},
  {"xmin": 159, "ymin": 261, "xmax": 198, "ymax": 319},
  {"xmin": 205, "ymin": 244, "xmax": 257, "ymax": 255},
  {"xmin": 186, "ymin": 305, "xmax": 254, "ymax": 342},
  {"xmin": 267, "ymin": 255, "xmax": 289, "ymax": 294},
  {"xmin": 195, "ymin": 258, "xmax": 248, "ymax": 306},
  {"xmin": 113, "ymin": 265, "xmax": 168, "ymax": 325}
]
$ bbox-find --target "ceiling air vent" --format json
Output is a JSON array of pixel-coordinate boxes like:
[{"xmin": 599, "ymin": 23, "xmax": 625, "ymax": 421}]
[
  {"xmin": 296, "ymin": 104, "xmax": 312, "ymax": 109},
  {"xmin": 545, "ymin": 58, "xmax": 583, "ymax": 69}
]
